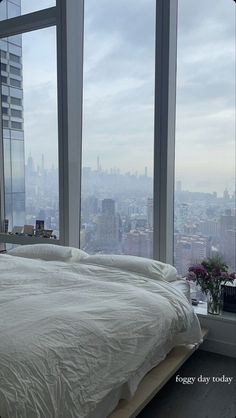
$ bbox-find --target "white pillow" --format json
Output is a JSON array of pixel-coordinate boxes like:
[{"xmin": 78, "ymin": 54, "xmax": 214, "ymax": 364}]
[
  {"xmin": 170, "ymin": 279, "xmax": 191, "ymax": 303},
  {"xmin": 8, "ymin": 244, "xmax": 88, "ymax": 262},
  {"xmin": 80, "ymin": 254, "xmax": 177, "ymax": 282}
]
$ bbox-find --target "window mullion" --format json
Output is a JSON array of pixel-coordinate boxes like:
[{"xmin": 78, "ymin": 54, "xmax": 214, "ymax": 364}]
[
  {"xmin": 0, "ymin": 105, "xmax": 5, "ymax": 246},
  {"xmin": 0, "ymin": 7, "xmax": 56, "ymax": 39},
  {"xmin": 57, "ymin": 0, "xmax": 84, "ymax": 247},
  {"xmin": 153, "ymin": 0, "xmax": 178, "ymax": 264}
]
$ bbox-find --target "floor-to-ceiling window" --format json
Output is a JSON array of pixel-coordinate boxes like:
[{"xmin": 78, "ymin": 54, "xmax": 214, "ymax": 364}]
[
  {"xmin": 0, "ymin": 0, "xmax": 59, "ymax": 244},
  {"xmin": 80, "ymin": 0, "xmax": 156, "ymax": 257},
  {"xmin": 0, "ymin": 0, "xmax": 197, "ymax": 265},
  {"xmin": 174, "ymin": 0, "xmax": 236, "ymax": 274},
  {"xmin": 1, "ymin": 28, "xmax": 59, "ymax": 235}
]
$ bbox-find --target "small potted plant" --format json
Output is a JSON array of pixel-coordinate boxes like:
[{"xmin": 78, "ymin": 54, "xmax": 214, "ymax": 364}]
[{"xmin": 187, "ymin": 256, "xmax": 235, "ymax": 315}]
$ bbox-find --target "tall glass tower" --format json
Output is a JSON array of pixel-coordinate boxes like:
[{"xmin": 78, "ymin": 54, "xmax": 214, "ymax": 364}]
[{"xmin": 0, "ymin": 0, "xmax": 25, "ymax": 231}]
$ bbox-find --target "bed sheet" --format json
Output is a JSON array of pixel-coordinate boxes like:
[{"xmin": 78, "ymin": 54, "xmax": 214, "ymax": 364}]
[{"xmin": 0, "ymin": 254, "xmax": 202, "ymax": 418}]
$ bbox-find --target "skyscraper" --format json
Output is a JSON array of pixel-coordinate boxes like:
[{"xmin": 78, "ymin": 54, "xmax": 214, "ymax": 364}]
[
  {"xmin": 147, "ymin": 197, "xmax": 153, "ymax": 229},
  {"xmin": 97, "ymin": 199, "xmax": 120, "ymax": 252},
  {"xmin": 175, "ymin": 234, "xmax": 209, "ymax": 276},
  {"xmin": 125, "ymin": 229, "xmax": 153, "ymax": 258},
  {"xmin": 220, "ymin": 209, "xmax": 236, "ymax": 270},
  {"xmin": 0, "ymin": 0, "xmax": 25, "ymax": 231}
]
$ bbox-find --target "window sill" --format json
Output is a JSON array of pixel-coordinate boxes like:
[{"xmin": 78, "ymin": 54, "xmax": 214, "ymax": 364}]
[
  {"xmin": 194, "ymin": 302, "xmax": 236, "ymax": 323},
  {"xmin": 0, "ymin": 233, "xmax": 60, "ymax": 246}
]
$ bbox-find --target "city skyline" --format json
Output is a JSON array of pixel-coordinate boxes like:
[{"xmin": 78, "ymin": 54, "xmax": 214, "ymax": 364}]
[
  {"xmin": 1, "ymin": 149, "xmax": 234, "ymax": 275},
  {"xmin": 26, "ymin": 152, "xmax": 236, "ymax": 198},
  {"xmin": 23, "ymin": 152, "xmax": 236, "ymax": 274},
  {"xmin": 12, "ymin": 0, "xmax": 235, "ymax": 196}
]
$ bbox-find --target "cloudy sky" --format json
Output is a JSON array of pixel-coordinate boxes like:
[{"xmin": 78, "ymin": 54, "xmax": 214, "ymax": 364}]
[
  {"xmin": 21, "ymin": 0, "xmax": 55, "ymax": 15},
  {"xmin": 175, "ymin": 0, "xmax": 235, "ymax": 194},
  {"xmin": 20, "ymin": 0, "xmax": 235, "ymax": 195}
]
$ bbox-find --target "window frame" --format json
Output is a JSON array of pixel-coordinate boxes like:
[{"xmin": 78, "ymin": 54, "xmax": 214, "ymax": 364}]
[
  {"xmin": 0, "ymin": 6, "xmax": 59, "ymax": 246},
  {"xmin": 153, "ymin": 0, "xmax": 178, "ymax": 264},
  {"xmin": 0, "ymin": 0, "xmax": 177, "ymax": 264}
]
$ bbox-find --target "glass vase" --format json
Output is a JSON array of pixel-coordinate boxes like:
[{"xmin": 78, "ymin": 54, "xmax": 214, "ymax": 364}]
[{"xmin": 207, "ymin": 288, "xmax": 222, "ymax": 315}]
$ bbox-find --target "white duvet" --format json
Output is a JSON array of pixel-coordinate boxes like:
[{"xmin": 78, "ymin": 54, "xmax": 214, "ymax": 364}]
[{"xmin": 0, "ymin": 252, "xmax": 202, "ymax": 418}]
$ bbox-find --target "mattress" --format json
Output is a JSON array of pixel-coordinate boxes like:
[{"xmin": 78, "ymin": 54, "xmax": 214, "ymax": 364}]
[{"xmin": 0, "ymin": 251, "xmax": 202, "ymax": 418}]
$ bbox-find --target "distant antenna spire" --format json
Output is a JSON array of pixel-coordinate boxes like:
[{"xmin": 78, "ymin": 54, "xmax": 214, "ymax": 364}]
[
  {"xmin": 41, "ymin": 153, "xmax": 45, "ymax": 171},
  {"xmin": 97, "ymin": 156, "xmax": 100, "ymax": 171}
]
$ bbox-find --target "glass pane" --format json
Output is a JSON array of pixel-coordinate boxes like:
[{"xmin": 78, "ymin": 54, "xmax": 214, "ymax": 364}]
[
  {"xmin": 11, "ymin": 139, "xmax": 25, "ymax": 193},
  {"xmin": 3, "ymin": 138, "xmax": 11, "ymax": 193},
  {"xmin": 4, "ymin": 193, "xmax": 13, "ymax": 230},
  {"xmin": 81, "ymin": 0, "xmax": 155, "ymax": 257},
  {"xmin": 1, "ymin": 27, "xmax": 59, "ymax": 238},
  {"xmin": 0, "ymin": 0, "xmax": 55, "ymax": 21},
  {"xmin": 12, "ymin": 192, "xmax": 25, "ymax": 226},
  {"xmin": 174, "ymin": 0, "xmax": 236, "ymax": 275}
]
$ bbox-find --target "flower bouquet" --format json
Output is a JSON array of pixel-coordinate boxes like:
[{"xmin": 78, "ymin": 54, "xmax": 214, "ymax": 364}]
[{"xmin": 187, "ymin": 256, "xmax": 235, "ymax": 315}]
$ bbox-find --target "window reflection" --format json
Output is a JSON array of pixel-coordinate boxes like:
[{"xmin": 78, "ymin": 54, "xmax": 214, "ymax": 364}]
[
  {"xmin": 1, "ymin": 26, "xmax": 59, "ymax": 237},
  {"xmin": 12, "ymin": 192, "xmax": 25, "ymax": 227},
  {"xmin": 11, "ymin": 139, "xmax": 25, "ymax": 193},
  {"xmin": 3, "ymin": 138, "xmax": 11, "ymax": 194},
  {"xmin": 0, "ymin": 0, "xmax": 56, "ymax": 21}
]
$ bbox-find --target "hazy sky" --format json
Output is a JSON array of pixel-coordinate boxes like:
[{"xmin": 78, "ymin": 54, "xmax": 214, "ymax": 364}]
[
  {"xmin": 21, "ymin": 0, "xmax": 235, "ymax": 195},
  {"xmin": 22, "ymin": 26, "xmax": 58, "ymax": 168},
  {"xmin": 175, "ymin": 0, "xmax": 235, "ymax": 194}
]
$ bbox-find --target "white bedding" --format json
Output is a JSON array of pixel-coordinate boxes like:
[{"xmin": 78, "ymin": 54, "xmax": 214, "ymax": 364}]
[{"xmin": 0, "ymin": 252, "xmax": 202, "ymax": 418}]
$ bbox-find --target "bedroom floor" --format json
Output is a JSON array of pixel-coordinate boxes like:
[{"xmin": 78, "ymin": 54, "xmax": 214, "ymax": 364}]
[{"xmin": 137, "ymin": 350, "xmax": 236, "ymax": 418}]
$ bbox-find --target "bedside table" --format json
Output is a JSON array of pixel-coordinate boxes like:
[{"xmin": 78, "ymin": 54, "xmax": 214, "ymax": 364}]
[{"xmin": 194, "ymin": 302, "xmax": 236, "ymax": 358}]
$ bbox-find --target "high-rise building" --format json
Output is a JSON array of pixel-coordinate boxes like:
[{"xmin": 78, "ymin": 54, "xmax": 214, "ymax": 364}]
[
  {"xmin": 220, "ymin": 209, "xmax": 235, "ymax": 233},
  {"xmin": 223, "ymin": 188, "xmax": 230, "ymax": 202},
  {"xmin": 125, "ymin": 229, "xmax": 153, "ymax": 258},
  {"xmin": 175, "ymin": 234, "xmax": 210, "ymax": 276},
  {"xmin": 96, "ymin": 199, "xmax": 120, "ymax": 252},
  {"xmin": 176, "ymin": 203, "xmax": 190, "ymax": 231},
  {"xmin": 147, "ymin": 197, "xmax": 153, "ymax": 229},
  {"xmin": 220, "ymin": 209, "xmax": 236, "ymax": 270},
  {"xmin": 0, "ymin": 0, "xmax": 25, "ymax": 231},
  {"xmin": 82, "ymin": 195, "xmax": 98, "ymax": 223},
  {"xmin": 101, "ymin": 199, "xmax": 115, "ymax": 216},
  {"xmin": 175, "ymin": 239, "xmax": 192, "ymax": 276},
  {"xmin": 222, "ymin": 229, "xmax": 236, "ymax": 271},
  {"xmin": 198, "ymin": 220, "xmax": 218, "ymax": 237}
]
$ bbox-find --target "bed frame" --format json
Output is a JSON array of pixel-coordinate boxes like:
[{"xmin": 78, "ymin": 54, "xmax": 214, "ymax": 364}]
[{"xmin": 109, "ymin": 328, "xmax": 208, "ymax": 418}]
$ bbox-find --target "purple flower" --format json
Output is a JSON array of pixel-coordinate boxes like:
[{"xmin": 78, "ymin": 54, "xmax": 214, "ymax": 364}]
[
  {"xmin": 187, "ymin": 271, "xmax": 196, "ymax": 281},
  {"xmin": 195, "ymin": 265, "xmax": 205, "ymax": 274},
  {"xmin": 189, "ymin": 264, "xmax": 206, "ymax": 279},
  {"xmin": 189, "ymin": 265, "xmax": 202, "ymax": 273},
  {"xmin": 212, "ymin": 268, "xmax": 221, "ymax": 276},
  {"xmin": 188, "ymin": 257, "xmax": 233, "ymax": 294}
]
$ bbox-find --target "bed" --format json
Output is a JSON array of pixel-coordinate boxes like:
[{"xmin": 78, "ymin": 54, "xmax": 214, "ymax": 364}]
[{"xmin": 0, "ymin": 244, "xmax": 202, "ymax": 418}]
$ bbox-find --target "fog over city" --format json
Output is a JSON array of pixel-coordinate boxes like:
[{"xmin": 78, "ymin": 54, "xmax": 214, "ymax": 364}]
[
  {"xmin": 24, "ymin": 152, "xmax": 236, "ymax": 273},
  {"xmin": 21, "ymin": 0, "xmax": 235, "ymax": 195}
]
